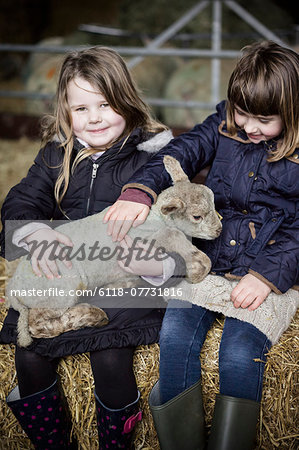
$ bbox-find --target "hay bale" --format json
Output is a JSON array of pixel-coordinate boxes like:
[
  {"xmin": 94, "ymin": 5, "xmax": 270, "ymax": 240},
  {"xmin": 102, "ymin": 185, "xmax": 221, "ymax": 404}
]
[
  {"xmin": 24, "ymin": 55, "xmax": 63, "ymax": 116},
  {"xmin": 0, "ymin": 258, "xmax": 298, "ymax": 449},
  {"xmin": 0, "ymin": 138, "xmax": 40, "ymax": 206},
  {"xmin": 162, "ymin": 58, "xmax": 236, "ymax": 128}
]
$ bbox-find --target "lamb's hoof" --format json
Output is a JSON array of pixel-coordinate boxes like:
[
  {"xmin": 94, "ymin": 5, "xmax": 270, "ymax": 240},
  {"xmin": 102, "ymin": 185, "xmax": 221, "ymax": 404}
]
[
  {"xmin": 186, "ymin": 251, "xmax": 211, "ymax": 283},
  {"xmin": 29, "ymin": 304, "xmax": 109, "ymax": 339}
]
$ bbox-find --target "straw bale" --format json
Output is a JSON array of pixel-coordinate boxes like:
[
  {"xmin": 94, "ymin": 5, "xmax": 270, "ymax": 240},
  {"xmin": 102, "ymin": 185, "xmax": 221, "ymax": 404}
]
[
  {"xmin": 0, "ymin": 257, "xmax": 298, "ymax": 449},
  {"xmin": 0, "ymin": 138, "xmax": 40, "ymax": 207}
]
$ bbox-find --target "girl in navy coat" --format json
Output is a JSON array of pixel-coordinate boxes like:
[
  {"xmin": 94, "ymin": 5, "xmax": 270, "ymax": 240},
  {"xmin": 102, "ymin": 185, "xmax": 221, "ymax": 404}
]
[
  {"xmin": 104, "ymin": 41, "xmax": 299, "ymax": 449},
  {"xmin": 0, "ymin": 46, "xmax": 184, "ymax": 449}
]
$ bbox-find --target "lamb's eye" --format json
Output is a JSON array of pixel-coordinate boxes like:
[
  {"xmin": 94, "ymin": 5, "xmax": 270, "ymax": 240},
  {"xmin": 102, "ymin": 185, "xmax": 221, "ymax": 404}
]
[{"xmin": 193, "ymin": 215, "xmax": 202, "ymax": 221}]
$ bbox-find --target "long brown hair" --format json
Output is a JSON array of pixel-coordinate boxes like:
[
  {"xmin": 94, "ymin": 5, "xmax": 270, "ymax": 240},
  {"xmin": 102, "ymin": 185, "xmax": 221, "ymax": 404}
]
[
  {"xmin": 42, "ymin": 46, "xmax": 167, "ymax": 206},
  {"xmin": 226, "ymin": 41, "xmax": 299, "ymax": 161}
]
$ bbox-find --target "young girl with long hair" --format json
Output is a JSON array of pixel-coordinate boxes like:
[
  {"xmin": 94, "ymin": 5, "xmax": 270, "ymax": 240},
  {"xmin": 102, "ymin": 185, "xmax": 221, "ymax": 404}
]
[
  {"xmin": 0, "ymin": 46, "xmax": 183, "ymax": 449},
  {"xmin": 104, "ymin": 41, "xmax": 299, "ymax": 449}
]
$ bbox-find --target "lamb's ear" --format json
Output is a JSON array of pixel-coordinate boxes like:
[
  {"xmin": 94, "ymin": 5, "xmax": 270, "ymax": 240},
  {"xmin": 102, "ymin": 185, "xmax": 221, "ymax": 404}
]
[
  {"xmin": 163, "ymin": 155, "xmax": 189, "ymax": 184},
  {"xmin": 161, "ymin": 198, "xmax": 186, "ymax": 215}
]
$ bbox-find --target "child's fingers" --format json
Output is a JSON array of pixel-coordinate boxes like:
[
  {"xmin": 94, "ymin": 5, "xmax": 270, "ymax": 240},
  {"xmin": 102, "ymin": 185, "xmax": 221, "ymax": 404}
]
[
  {"xmin": 33, "ymin": 257, "xmax": 53, "ymax": 279},
  {"xmin": 231, "ymin": 289, "xmax": 246, "ymax": 308},
  {"xmin": 30, "ymin": 255, "xmax": 42, "ymax": 278},
  {"xmin": 234, "ymin": 293, "xmax": 255, "ymax": 309},
  {"xmin": 104, "ymin": 201, "xmax": 150, "ymax": 240},
  {"xmin": 108, "ymin": 219, "xmax": 134, "ymax": 242},
  {"xmin": 116, "ymin": 220, "xmax": 135, "ymax": 242},
  {"xmin": 248, "ymin": 296, "xmax": 266, "ymax": 311},
  {"xmin": 108, "ymin": 219, "xmax": 133, "ymax": 242},
  {"xmin": 43, "ymin": 259, "xmax": 61, "ymax": 279},
  {"xmin": 102, "ymin": 204, "xmax": 115, "ymax": 223},
  {"xmin": 55, "ymin": 230, "xmax": 74, "ymax": 248},
  {"xmin": 106, "ymin": 217, "xmax": 116, "ymax": 237},
  {"xmin": 132, "ymin": 207, "xmax": 150, "ymax": 227}
]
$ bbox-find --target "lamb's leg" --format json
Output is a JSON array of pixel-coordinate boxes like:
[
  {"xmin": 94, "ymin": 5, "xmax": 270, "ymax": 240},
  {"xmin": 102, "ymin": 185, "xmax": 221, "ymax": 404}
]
[
  {"xmin": 17, "ymin": 306, "xmax": 33, "ymax": 347},
  {"xmin": 28, "ymin": 304, "xmax": 109, "ymax": 339},
  {"xmin": 185, "ymin": 248, "xmax": 211, "ymax": 283},
  {"xmin": 150, "ymin": 228, "xmax": 211, "ymax": 283}
]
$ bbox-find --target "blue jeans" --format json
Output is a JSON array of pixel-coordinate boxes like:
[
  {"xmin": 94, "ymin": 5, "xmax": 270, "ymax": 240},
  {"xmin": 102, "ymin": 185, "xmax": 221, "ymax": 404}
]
[{"xmin": 159, "ymin": 300, "xmax": 271, "ymax": 404}]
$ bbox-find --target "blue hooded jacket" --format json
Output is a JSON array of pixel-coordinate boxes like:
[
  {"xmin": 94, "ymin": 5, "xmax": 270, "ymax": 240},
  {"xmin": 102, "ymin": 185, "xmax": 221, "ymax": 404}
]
[{"xmin": 122, "ymin": 101, "xmax": 299, "ymax": 294}]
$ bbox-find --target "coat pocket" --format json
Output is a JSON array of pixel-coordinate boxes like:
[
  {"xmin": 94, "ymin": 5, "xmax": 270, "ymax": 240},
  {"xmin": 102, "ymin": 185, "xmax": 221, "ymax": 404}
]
[{"xmin": 245, "ymin": 211, "xmax": 285, "ymax": 257}]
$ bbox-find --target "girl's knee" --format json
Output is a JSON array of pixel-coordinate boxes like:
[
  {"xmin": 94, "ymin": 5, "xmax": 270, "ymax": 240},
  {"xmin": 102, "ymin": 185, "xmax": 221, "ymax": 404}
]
[{"xmin": 219, "ymin": 321, "xmax": 271, "ymax": 381}]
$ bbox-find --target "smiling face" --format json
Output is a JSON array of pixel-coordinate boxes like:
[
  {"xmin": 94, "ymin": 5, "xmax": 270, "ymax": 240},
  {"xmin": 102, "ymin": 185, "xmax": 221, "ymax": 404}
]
[
  {"xmin": 67, "ymin": 77, "xmax": 126, "ymax": 149},
  {"xmin": 234, "ymin": 105, "xmax": 283, "ymax": 144}
]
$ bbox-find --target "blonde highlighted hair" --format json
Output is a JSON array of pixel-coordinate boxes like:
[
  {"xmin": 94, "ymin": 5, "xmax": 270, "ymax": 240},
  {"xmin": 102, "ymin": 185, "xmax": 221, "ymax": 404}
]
[
  {"xmin": 42, "ymin": 46, "xmax": 167, "ymax": 206},
  {"xmin": 226, "ymin": 41, "xmax": 299, "ymax": 161}
]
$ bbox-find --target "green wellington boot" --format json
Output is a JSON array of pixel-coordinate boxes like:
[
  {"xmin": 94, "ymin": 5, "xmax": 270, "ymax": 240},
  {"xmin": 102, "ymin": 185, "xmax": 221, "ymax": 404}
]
[
  {"xmin": 207, "ymin": 394, "xmax": 260, "ymax": 450},
  {"xmin": 149, "ymin": 380, "xmax": 206, "ymax": 450}
]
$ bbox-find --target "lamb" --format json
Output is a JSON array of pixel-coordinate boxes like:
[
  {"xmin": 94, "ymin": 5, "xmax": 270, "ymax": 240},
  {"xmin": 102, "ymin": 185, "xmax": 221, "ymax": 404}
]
[{"xmin": 6, "ymin": 156, "xmax": 222, "ymax": 347}]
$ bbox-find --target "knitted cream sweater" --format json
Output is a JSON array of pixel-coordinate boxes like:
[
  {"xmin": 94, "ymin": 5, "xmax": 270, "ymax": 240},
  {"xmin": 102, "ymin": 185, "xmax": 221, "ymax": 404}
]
[{"xmin": 168, "ymin": 275, "xmax": 299, "ymax": 344}]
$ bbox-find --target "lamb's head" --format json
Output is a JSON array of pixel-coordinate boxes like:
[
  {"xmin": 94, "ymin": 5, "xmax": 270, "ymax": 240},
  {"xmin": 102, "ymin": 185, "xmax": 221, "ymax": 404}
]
[{"xmin": 155, "ymin": 156, "xmax": 222, "ymax": 239}]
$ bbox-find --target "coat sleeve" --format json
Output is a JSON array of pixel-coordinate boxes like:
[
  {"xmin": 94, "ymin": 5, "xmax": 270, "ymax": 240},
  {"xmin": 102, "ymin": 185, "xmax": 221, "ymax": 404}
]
[
  {"xmin": 0, "ymin": 143, "xmax": 60, "ymax": 259},
  {"xmin": 121, "ymin": 103, "xmax": 224, "ymax": 202},
  {"xmin": 248, "ymin": 208, "xmax": 299, "ymax": 293}
]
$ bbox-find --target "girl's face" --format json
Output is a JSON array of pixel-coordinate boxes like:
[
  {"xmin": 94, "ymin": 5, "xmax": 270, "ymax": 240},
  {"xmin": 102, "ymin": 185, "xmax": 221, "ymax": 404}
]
[
  {"xmin": 234, "ymin": 105, "xmax": 283, "ymax": 144},
  {"xmin": 67, "ymin": 77, "xmax": 126, "ymax": 149}
]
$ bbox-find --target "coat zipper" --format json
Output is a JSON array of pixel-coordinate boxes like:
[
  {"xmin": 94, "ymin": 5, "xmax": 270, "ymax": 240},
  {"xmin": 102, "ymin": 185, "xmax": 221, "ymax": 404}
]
[{"xmin": 86, "ymin": 163, "xmax": 99, "ymax": 215}]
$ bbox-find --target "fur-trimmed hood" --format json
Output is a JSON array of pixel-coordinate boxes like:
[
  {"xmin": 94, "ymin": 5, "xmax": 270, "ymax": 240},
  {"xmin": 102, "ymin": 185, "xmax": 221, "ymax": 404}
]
[
  {"xmin": 52, "ymin": 129, "xmax": 174, "ymax": 154},
  {"xmin": 137, "ymin": 130, "xmax": 173, "ymax": 153}
]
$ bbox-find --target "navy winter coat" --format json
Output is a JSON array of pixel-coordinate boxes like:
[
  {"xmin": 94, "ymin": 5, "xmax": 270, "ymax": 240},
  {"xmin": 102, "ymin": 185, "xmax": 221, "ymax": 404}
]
[
  {"xmin": 123, "ymin": 101, "xmax": 299, "ymax": 294},
  {"xmin": 0, "ymin": 128, "xmax": 172, "ymax": 259},
  {"xmin": 0, "ymin": 128, "xmax": 175, "ymax": 357}
]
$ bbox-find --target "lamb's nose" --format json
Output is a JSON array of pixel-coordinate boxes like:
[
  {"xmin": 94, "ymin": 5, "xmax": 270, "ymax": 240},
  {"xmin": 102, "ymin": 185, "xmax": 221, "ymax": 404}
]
[{"xmin": 215, "ymin": 225, "xmax": 222, "ymax": 236}]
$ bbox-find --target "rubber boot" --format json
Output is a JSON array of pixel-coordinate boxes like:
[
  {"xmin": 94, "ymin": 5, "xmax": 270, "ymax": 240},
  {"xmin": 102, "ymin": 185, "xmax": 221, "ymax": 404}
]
[
  {"xmin": 6, "ymin": 379, "xmax": 77, "ymax": 449},
  {"xmin": 95, "ymin": 391, "xmax": 142, "ymax": 449},
  {"xmin": 207, "ymin": 394, "xmax": 260, "ymax": 450},
  {"xmin": 149, "ymin": 379, "xmax": 206, "ymax": 450}
]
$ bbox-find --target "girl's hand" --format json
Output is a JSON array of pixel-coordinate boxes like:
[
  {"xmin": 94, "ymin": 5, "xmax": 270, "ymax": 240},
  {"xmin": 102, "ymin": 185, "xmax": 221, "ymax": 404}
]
[
  {"xmin": 24, "ymin": 228, "xmax": 73, "ymax": 279},
  {"xmin": 231, "ymin": 273, "xmax": 271, "ymax": 311},
  {"xmin": 103, "ymin": 200, "xmax": 150, "ymax": 242},
  {"xmin": 117, "ymin": 235, "xmax": 164, "ymax": 277}
]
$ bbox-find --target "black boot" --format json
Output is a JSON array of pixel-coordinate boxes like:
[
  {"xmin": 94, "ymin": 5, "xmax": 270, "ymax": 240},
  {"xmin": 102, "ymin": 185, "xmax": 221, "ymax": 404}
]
[
  {"xmin": 95, "ymin": 391, "xmax": 142, "ymax": 449},
  {"xmin": 149, "ymin": 380, "xmax": 206, "ymax": 450},
  {"xmin": 207, "ymin": 394, "xmax": 260, "ymax": 450},
  {"xmin": 7, "ymin": 379, "xmax": 76, "ymax": 449}
]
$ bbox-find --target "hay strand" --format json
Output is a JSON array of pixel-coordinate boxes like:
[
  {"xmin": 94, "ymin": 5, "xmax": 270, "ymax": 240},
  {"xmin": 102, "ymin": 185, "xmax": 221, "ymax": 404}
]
[{"xmin": 0, "ymin": 257, "xmax": 298, "ymax": 449}]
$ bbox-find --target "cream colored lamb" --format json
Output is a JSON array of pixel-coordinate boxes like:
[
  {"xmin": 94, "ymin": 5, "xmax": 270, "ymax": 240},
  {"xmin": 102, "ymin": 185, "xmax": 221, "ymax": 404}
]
[{"xmin": 6, "ymin": 156, "xmax": 222, "ymax": 347}]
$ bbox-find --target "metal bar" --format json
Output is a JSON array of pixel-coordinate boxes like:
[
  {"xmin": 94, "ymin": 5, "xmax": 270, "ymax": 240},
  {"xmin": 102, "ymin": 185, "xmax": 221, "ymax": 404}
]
[
  {"xmin": 146, "ymin": 98, "xmax": 215, "ymax": 109},
  {"xmin": 211, "ymin": 0, "xmax": 222, "ymax": 104},
  {"xmin": 127, "ymin": 0, "xmax": 209, "ymax": 68},
  {"xmin": 78, "ymin": 25, "xmax": 291, "ymax": 42},
  {"xmin": 0, "ymin": 90, "xmax": 215, "ymax": 109},
  {"xmin": 78, "ymin": 24, "xmax": 134, "ymax": 37},
  {"xmin": 0, "ymin": 44, "xmax": 240, "ymax": 58},
  {"xmin": 0, "ymin": 90, "xmax": 54, "ymax": 100},
  {"xmin": 0, "ymin": 44, "xmax": 82, "ymax": 53},
  {"xmin": 224, "ymin": 1, "xmax": 287, "ymax": 46}
]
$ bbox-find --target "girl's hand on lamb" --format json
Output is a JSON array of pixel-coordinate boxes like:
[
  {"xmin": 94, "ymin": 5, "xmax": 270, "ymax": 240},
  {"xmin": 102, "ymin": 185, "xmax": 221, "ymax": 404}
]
[
  {"xmin": 103, "ymin": 200, "xmax": 150, "ymax": 242},
  {"xmin": 117, "ymin": 235, "xmax": 164, "ymax": 276},
  {"xmin": 24, "ymin": 229, "xmax": 73, "ymax": 279},
  {"xmin": 231, "ymin": 273, "xmax": 271, "ymax": 311}
]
